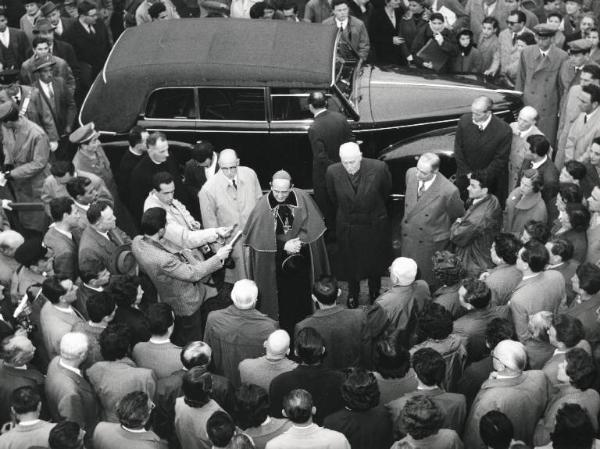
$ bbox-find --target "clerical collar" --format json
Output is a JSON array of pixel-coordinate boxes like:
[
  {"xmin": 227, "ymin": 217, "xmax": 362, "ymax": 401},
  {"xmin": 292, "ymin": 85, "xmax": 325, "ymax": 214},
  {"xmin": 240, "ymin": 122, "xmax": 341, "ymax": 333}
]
[{"xmin": 268, "ymin": 190, "xmax": 298, "ymax": 210}]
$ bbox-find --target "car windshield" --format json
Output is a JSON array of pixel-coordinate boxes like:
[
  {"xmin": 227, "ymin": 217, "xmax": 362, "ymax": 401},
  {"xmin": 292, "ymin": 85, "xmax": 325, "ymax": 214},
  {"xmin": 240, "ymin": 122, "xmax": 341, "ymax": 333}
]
[{"xmin": 333, "ymin": 33, "xmax": 359, "ymax": 113}]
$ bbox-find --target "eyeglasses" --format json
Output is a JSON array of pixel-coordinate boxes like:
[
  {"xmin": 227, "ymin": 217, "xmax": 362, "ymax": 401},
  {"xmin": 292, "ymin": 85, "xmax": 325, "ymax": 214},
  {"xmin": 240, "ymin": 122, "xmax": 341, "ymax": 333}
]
[
  {"xmin": 507, "ymin": 20, "xmax": 518, "ymax": 25},
  {"xmin": 221, "ymin": 166, "xmax": 238, "ymax": 172}
]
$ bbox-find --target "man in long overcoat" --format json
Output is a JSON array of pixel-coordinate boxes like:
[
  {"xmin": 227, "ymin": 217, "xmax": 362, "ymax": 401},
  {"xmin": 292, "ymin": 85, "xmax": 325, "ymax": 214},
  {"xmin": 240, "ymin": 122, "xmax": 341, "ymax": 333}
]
[
  {"xmin": 307, "ymin": 91, "xmax": 353, "ymax": 230},
  {"xmin": 0, "ymin": 100, "xmax": 50, "ymax": 234},
  {"xmin": 326, "ymin": 141, "xmax": 392, "ymax": 308},
  {"xmin": 401, "ymin": 153, "xmax": 464, "ymax": 286},
  {"xmin": 515, "ymin": 23, "xmax": 569, "ymax": 147}
]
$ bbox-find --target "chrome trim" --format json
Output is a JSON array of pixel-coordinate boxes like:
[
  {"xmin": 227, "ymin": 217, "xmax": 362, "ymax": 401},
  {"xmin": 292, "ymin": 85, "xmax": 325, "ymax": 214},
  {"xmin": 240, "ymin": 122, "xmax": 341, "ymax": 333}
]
[
  {"xmin": 102, "ymin": 28, "xmax": 129, "ymax": 84},
  {"xmin": 146, "ymin": 129, "xmax": 269, "ymax": 134}
]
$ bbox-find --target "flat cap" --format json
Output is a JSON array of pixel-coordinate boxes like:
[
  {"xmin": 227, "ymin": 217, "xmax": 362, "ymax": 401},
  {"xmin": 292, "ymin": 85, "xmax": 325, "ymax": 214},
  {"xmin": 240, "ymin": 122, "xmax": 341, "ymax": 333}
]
[
  {"xmin": 33, "ymin": 17, "xmax": 56, "ymax": 33},
  {"xmin": 14, "ymin": 238, "xmax": 47, "ymax": 267},
  {"xmin": 33, "ymin": 55, "xmax": 55, "ymax": 72},
  {"xmin": 533, "ymin": 23, "xmax": 557, "ymax": 36},
  {"xmin": 69, "ymin": 122, "xmax": 98, "ymax": 144},
  {"xmin": 0, "ymin": 101, "xmax": 19, "ymax": 122},
  {"xmin": 568, "ymin": 38, "xmax": 593, "ymax": 53},
  {"xmin": 40, "ymin": 1, "xmax": 58, "ymax": 16}
]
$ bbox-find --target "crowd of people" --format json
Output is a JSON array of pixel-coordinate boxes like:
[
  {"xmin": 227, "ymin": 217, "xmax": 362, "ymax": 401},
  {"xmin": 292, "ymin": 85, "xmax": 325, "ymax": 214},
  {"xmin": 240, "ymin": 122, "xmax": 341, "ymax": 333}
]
[{"xmin": 1, "ymin": 0, "xmax": 600, "ymax": 448}]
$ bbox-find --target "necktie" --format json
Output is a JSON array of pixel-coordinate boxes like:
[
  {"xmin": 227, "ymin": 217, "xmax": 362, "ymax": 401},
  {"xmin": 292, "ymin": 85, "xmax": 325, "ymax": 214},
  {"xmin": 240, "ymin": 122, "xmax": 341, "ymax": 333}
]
[
  {"xmin": 584, "ymin": 115, "xmax": 588, "ymax": 124},
  {"xmin": 417, "ymin": 182, "xmax": 425, "ymax": 199},
  {"xmin": 88, "ymin": 25, "xmax": 95, "ymax": 34},
  {"xmin": 232, "ymin": 179, "xmax": 237, "ymax": 190},
  {"xmin": 48, "ymin": 85, "xmax": 54, "ymax": 101},
  {"xmin": 512, "ymin": 33, "xmax": 516, "ymax": 45}
]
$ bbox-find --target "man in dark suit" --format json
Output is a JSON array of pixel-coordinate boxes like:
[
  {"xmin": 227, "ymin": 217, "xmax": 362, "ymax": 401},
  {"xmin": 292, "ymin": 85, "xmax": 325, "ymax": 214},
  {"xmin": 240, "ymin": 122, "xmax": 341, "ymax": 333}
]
[
  {"xmin": 326, "ymin": 141, "xmax": 392, "ymax": 307},
  {"xmin": 78, "ymin": 201, "xmax": 134, "ymax": 276},
  {"xmin": 307, "ymin": 91, "xmax": 353, "ymax": 229},
  {"xmin": 45, "ymin": 332, "xmax": 100, "ymax": 446},
  {"xmin": 584, "ymin": 137, "xmax": 600, "ymax": 188},
  {"xmin": 401, "ymin": 153, "xmax": 465, "ymax": 286},
  {"xmin": 40, "ymin": 1, "xmax": 76, "ymax": 40},
  {"xmin": 295, "ymin": 276, "xmax": 369, "ymax": 370},
  {"xmin": 64, "ymin": 0, "xmax": 110, "ymax": 80},
  {"xmin": 454, "ymin": 96, "xmax": 512, "ymax": 203},
  {"xmin": 43, "ymin": 197, "xmax": 81, "ymax": 281},
  {"xmin": 32, "ymin": 55, "xmax": 76, "ymax": 160},
  {"xmin": 129, "ymin": 132, "xmax": 188, "ymax": 224},
  {"xmin": 269, "ymin": 327, "xmax": 344, "ymax": 425},
  {"xmin": 117, "ymin": 126, "xmax": 148, "ymax": 206},
  {"xmin": 0, "ymin": 7, "xmax": 32, "ymax": 70},
  {"xmin": 388, "ymin": 348, "xmax": 467, "ymax": 436}
]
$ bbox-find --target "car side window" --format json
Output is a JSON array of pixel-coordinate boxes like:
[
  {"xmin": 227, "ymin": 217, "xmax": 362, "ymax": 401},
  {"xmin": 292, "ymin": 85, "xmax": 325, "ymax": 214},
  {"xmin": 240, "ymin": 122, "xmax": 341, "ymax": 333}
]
[
  {"xmin": 270, "ymin": 89, "xmax": 345, "ymax": 121},
  {"xmin": 198, "ymin": 88, "xmax": 266, "ymax": 121},
  {"xmin": 145, "ymin": 88, "xmax": 196, "ymax": 119}
]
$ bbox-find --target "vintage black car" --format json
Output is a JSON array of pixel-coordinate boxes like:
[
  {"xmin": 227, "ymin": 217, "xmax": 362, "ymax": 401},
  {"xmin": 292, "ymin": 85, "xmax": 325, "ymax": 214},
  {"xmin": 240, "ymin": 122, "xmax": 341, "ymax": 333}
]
[{"xmin": 81, "ymin": 18, "xmax": 522, "ymax": 191}]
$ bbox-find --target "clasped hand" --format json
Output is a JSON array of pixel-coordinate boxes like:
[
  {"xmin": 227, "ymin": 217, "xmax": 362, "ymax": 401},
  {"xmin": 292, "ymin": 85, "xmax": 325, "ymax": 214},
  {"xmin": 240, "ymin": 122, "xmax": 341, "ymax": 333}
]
[{"xmin": 284, "ymin": 238, "xmax": 302, "ymax": 254}]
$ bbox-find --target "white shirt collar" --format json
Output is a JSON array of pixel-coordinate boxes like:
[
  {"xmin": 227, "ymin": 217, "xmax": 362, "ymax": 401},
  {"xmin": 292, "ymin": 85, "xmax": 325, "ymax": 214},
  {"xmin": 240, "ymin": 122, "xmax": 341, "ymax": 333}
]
[
  {"xmin": 18, "ymin": 419, "xmax": 41, "ymax": 426},
  {"xmin": 121, "ymin": 426, "xmax": 147, "ymax": 433},
  {"xmin": 129, "ymin": 145, "xmax": 144, "ymax": 157},
  {"xmin": 419, "ymin": 174, "xmax": 437, "ymax": 192},
  {"xmin": 55, "ymin": 19, "xmax": 64, "ymax": 35},
  {"xmin": 54, "ymin": 305, "xmax": 75, "ymax": 315},
  {"xmin": 336, "ymin": 18, "xmax": 348, "ymax": 29},
  {"xmin": 522, "ymin": 272, "xmax": 540, "ymax": 281},
  {"xmin": 531, "ymin": 155, "xmax": 547, "ymax": 170},
  {"xmin": 0, "ymin": 29, "xmax": 9, "ymax": 47},
  {"xmin": 586, "ymin": 107, "xmax": 600, "ymax": 121},
  {"xmin": 74, "ymin": 200, "xmax": 90, "ymax": 211},
  {"xmin": 50, "ymin": 223, "xmax": 73, "ymax": 240},
  {"xmin": 88, "ymin": 321, "xmax": 107, "ymax": 328},
  {"xmin": 474, "ymin": 113, "xmax": 493, "ymax": 130},
  {"xmin": 149, "ymin": 337, "xmax": 171, "ymax": 344},
  {"xmin": 92, "ymin": 227, "xmax": 110, "ymax": 241},
  {"xmin": 205, "ymin": 152, "xmax": 218, "ymax": 179},
  {"xmin": 83, "ymin": 283, "xmax": 103, "ymax": 292},
  {"xmin": 59, "ymin": 358, "xmax": 82, "ymax": 377}
]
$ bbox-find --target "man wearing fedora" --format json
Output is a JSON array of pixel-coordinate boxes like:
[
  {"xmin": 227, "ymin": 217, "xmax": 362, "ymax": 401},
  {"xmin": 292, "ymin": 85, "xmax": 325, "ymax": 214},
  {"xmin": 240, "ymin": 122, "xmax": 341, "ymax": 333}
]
[
  {"xmin": 21, "ymin": 36, "xmax": 75, "ymax": 97},
  {"xmin": 31, "ymin": 17, "xmax": 79, "ymax": 81},
  {"xmin": 0, "ymin": 100, "xmax": 50, "ymax": 235},
  {"xmin": 40, "ymin": 1, "xmax": 76, "ymax": 40}
]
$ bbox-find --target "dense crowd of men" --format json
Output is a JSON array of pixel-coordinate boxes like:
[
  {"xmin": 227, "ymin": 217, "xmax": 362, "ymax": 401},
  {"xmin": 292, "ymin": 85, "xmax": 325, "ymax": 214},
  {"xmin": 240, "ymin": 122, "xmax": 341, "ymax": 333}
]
[{"xmin": 2, "ymin": 0, "xmax": 600, "ymax": 448}]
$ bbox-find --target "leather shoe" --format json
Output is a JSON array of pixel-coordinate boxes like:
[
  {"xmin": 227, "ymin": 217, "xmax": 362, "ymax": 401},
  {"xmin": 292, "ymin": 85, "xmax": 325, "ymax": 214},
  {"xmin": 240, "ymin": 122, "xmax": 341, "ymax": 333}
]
[{"xmin": 347, "ymin": 296, "xmax": 359, "ymax": 309}]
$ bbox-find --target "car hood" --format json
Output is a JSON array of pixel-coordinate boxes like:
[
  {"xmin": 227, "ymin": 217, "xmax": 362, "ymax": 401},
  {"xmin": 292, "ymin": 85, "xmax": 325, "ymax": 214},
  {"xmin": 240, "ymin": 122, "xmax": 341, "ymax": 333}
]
[{"xmin": 363, "ymin": 65, "xmax": 520, "ymax": 124}]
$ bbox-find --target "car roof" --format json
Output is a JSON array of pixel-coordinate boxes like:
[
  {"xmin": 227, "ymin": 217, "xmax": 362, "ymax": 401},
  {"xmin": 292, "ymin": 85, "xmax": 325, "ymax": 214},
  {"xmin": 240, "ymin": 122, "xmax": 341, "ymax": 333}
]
[{"xmin": 80, "ymin": 18, "xmax": 338, "ymax": 132}]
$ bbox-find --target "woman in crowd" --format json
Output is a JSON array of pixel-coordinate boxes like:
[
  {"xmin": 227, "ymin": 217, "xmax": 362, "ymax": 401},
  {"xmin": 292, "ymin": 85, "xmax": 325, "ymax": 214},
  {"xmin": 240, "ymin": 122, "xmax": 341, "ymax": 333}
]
[
  {"xmin": 587, "ymin": 27, "xmax": 600, "ymax": 65},
  {"xmin": 523, "ymin": 311, "xmax": 555, "ymax": 370},
  {"xmin": 372, "ymin": 339, "xmax": 418, "ymax": 405},
  {"xmin": 559, "ymin": 161, "xmax": 593, "ymax": 197},
  {"xmin": 504, "ymin": 169, "xmax": 547, "ymax": 237},
  {"xmin": 552, "ymin": 202, "xmax": 590, "ymax": 263},
  {"xmin": 323, "ymin": 367, "xmax": 394, "ymax": 449},
  {"xmin": 411, "ymin": 12, "xmax": 458, "ymax": 72},
  {"xmin": 451, "ymin": 28, "xmax": 483, "ymax": 74},
  {"xmin": 369, "ymin": 0, "xmax": 410, "ymax": 65},
  {"xmin": 534, "ymin": 348, "xmax": 599, "ymax": 446},
  {"xmin": 391, "ymin": 395, "xmax": 463, "ymax": 449},
  {"xmin": 544, "ymin": 403, "xmax": 600, "ymax": 449}
]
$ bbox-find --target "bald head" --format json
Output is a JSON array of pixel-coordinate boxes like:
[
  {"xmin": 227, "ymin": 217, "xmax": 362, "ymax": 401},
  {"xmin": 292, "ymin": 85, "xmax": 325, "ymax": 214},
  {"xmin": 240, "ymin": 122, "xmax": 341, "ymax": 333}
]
[
  {"xmin": 265, "ymin": 330, "xmax": 290, "ymax": 359},
  {"xmin": 493, "ymin": 339, "xmax": 526, "ymax": 373},
  {"xmin": 517, "ymin": 106, "xmax": 538, "ymax": 132},
  {"xmin": 0, "ymin": 230, "xmax": 25, "ymax": 257},
  {"xmin": 340, "ymin": 142, "xmax": 362, "ymax": 175},
  {"xmin": 218, "ymin": 149, "xmax": 238, "ymax": 165},
  {"xmin": 231, "ymin": 279, "xmax": 258, "ymax": 310}
]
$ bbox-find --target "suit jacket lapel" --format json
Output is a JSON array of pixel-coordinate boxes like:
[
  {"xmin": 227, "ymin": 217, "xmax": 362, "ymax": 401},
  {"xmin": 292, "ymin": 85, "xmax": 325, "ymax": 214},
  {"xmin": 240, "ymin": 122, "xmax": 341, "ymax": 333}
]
[
  {"xmin": 415, "ymin": 175, "xmax": 442, "ymax": 210},
  {"xmin": 356, "ymin": 163, "xmax": 374, "ymax": 199}
]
